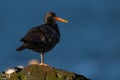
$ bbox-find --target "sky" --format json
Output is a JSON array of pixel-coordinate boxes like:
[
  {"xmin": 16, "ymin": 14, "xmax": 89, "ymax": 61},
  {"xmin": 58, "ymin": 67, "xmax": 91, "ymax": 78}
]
[{"xmin": 0, "ymin": 0, "xmax": 120, "ymax": 80}]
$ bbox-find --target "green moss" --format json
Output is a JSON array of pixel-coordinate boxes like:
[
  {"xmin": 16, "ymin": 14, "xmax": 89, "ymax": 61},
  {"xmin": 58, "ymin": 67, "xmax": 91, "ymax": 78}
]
[{"xmin": 0, "ymin": 65, "xmax": 90, "ymax": 80}]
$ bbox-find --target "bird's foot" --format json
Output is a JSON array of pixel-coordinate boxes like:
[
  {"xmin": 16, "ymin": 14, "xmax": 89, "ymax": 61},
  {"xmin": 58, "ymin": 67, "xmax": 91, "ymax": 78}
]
[{"xmin": 39, "ymin": 63, "xmax": 50, "ymax": 66}]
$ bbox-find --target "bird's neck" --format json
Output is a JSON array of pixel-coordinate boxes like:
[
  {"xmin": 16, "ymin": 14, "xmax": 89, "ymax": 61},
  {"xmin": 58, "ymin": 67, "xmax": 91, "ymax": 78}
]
[
  {"xmin": 45, "ymin": 22, "xmax": 57, "ymax": 27},
  {"xmin": 45, "ymin": 22, "xmax": 60, "ymax": 35}
]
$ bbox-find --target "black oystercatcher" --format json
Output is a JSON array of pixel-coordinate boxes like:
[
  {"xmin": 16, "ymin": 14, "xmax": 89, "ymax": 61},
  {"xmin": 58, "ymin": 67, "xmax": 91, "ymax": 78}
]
[{"xmin": 16, "ymin": 12, "xmax": 68, "ymax": 65}]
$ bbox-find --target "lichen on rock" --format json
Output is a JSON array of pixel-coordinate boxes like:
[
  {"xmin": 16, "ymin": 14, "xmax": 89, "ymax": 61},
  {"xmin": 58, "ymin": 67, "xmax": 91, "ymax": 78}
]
[{"xmin": 0, "ymin": 65, "xmax": 90, "ymax": 80}]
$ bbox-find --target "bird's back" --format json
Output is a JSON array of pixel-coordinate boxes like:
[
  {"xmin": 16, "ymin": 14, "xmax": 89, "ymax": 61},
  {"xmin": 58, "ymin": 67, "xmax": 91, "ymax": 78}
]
[{"xmin": 17, "ymin": 24, "xmax": 60, "ymax": 53}]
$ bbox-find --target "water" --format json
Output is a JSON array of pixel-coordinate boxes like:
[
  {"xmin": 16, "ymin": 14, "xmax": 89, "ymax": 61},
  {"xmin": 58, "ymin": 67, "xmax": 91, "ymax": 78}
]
[{"xmin": 0, "ymin": 0, "xmax": 120, "ymax": 80}]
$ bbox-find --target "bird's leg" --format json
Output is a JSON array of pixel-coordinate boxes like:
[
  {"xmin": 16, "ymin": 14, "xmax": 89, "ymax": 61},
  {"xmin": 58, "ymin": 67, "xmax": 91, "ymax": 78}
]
[
  {"xmin": 40, "ymin": 53, "xmax": 44, "ymax": 64},
  {"xmin": 39, "ymin": 53, "xmax": 49, "ymax": 66}
]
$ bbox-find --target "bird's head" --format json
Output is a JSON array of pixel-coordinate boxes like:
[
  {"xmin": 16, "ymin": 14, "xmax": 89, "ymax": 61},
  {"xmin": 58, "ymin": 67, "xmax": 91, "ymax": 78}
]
[{"xmin": 44, "ymin": 11, "xmax": 68, "ymax": 24}]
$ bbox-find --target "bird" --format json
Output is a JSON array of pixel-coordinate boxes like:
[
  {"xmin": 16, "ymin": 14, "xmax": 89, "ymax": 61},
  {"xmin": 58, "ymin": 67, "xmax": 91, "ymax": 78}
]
[
  {"xmin": 16, "ymin": 11, "xmax": 68, "ymax": 66},
  {"xmin": 14, "ymin": 65, "xmax": 24, "ymax": 73},
  {"xmin": 2, "ymin": 66, "xmax": 24, "ymax": 79},
  {"xmin": 2, "ymin": 67, "xmax": 16, "ymax": 79}
]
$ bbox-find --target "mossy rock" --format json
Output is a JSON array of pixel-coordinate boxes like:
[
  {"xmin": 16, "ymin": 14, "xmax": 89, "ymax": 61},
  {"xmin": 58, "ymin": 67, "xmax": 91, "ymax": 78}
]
[{"xmin": 0, "ymin": 65, "xmax": 90, "ymax": 80}]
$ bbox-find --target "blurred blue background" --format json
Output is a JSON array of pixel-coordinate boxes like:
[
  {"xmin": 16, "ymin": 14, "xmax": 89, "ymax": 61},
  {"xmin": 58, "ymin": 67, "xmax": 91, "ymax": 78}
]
[{"xmin": 0, "ymin": 0, "xmax": 120, "ymax": 80}]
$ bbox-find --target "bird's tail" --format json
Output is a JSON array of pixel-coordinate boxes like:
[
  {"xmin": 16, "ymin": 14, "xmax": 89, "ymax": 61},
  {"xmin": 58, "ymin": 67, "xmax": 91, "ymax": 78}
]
[{"xmin": 16, "ymin": 44, "xmax": 27, "ymax": 51}]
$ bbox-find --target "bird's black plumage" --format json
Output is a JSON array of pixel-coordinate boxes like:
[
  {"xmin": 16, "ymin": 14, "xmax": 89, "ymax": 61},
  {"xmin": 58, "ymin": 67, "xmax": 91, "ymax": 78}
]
[
  {"xmin": 16, "ymin": 12, "xmax": 60, "ymax": 53},
  {"xmin": 16, "ymin": 12, "xmax": 68, "ymax": 65}
]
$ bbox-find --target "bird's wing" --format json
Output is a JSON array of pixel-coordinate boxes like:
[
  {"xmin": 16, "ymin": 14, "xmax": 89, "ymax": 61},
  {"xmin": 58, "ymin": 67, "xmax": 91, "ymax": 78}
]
[
  {"xmin": 20, "ymin": 25, "xmax": 59, "ymax": 43},
  {"xmin": 20, "ymin": 25, "xmax": 44, "ymax": 42}
]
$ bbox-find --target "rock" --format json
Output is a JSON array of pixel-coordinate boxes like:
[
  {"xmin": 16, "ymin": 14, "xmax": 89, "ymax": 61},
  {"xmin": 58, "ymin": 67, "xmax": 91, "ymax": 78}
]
[{"xmin": 0, "ymin": 65, "xmax": 90, "ymax": 80}]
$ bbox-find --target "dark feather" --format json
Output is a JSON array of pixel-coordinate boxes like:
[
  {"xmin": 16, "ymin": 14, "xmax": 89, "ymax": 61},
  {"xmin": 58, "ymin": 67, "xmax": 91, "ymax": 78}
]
[
  {"xmin": 16, "ymin": 44, "xmax": 27, "ymax": 51},
  {"xmin": 16, "ymin": 12, "xmax": 61, "ymax": 53}
]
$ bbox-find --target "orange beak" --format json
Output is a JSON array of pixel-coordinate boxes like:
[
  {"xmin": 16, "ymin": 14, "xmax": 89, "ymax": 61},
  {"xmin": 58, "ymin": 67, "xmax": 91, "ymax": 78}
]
[{"xmin": 54, "ymin": 17, "xmax": 68, "ymax": 23}]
